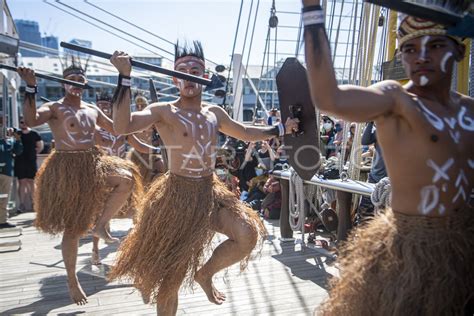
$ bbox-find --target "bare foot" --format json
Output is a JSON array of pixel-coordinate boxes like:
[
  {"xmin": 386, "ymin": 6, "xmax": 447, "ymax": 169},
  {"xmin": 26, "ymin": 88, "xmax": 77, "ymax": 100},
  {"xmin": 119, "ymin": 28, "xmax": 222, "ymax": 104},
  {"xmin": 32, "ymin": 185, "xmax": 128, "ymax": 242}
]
[
  {"xmin": 92, "ymin": 226, "xmax": 119, "ymax": 244},
  {"xmin": 195, "ymin": 272, "xmax": 226, "ymax": 305},
  {"xmin": 68, "ymin": 281, "xmax": 88, "ymax": 305},
  {"xmin": 91, "ymin": 248, "xmax": 101, "ymax": 265}
]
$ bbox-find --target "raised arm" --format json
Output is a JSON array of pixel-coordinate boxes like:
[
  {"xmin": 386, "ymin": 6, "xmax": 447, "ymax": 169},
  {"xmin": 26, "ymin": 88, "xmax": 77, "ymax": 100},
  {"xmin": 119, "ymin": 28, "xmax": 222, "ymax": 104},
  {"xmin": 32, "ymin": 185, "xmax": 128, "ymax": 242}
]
[
  {"xmin": 109, "ymin": 51, "xmax": 160, "ymax": 134},
  {"xmin": 302, "ymin": 0, "xmax": 397, "ymax": 122},
  {"xmin": 17, "ymin": 67, "xmax": 53, "ymax": 127},
  {"xmin": 209, "ymin": 106, "xmax": 298, "ymax": 142}
]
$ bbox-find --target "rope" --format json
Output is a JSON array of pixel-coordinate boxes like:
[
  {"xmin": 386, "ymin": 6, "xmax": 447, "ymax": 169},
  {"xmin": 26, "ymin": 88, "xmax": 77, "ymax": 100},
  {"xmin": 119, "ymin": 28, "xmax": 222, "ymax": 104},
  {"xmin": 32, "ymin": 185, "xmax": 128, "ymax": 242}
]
[
  {"xmin": 288, "ymin": 169, "xmax": 306, "ymax": 232},
  {"xmin": 44, "ymin": 1, "xmax": 163, "ymax": 58},
  {"xmin": 331, "ymin": 0, "xmax": 345, "ymax": 62},
  {"xmin": 253, "ymin": 27, "xmax": 271, "ymax": 112},
  {"xmin": 234, "ymin": 0, "xmax": 256, "ymax": 120},
  {"xmin": 55, "ymin": 0, "xmax": 174, "ymax": 62},
  {"xmin": 370, "ymin": 177, "xmax": 392, "ymax": 212},
  {"xmin": 222, "ymin": 0, "xmax": 244, "ymax": 108}
]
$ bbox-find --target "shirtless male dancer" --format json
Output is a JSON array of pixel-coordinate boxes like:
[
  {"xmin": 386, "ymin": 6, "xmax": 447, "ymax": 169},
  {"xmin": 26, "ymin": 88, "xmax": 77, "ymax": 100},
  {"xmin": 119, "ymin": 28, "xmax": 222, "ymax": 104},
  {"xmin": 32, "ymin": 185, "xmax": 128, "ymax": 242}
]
[
  {"xmin": 108, "ymin": 41, "xmax": 299, "ymax": 315},
  {"xmin": 301, "ymin": 1, "xmax": 473, "ymax": 314},
  {"xmin": 17, "ymin": 63, "xmax": 141, "ymax": 305}
]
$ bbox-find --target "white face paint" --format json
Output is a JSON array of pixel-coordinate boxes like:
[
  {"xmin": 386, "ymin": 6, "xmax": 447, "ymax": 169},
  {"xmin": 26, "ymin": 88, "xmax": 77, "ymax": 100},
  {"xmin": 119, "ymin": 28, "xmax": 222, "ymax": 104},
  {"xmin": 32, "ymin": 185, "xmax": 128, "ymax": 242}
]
[
  {"xmin": 420, "ymin": 36, "xmax": 430, "ymax": 60},
  {"xmin": 416, "ymin": 36, "xmax": 431, "ymax": 86},
  {"xmin": 64, "ymin": 84, "xmax": 83, "ymax": 97},
  {"xmin": 440, "ymin": 52, "xmax": 453, "ymax": 73},
  {"xmin": 420, "ymin": 75, "xmax": 429, "ymax": 86},
  {"xmin": 175, "ymin": 56, "xmax": 205, "ymax": 98}
]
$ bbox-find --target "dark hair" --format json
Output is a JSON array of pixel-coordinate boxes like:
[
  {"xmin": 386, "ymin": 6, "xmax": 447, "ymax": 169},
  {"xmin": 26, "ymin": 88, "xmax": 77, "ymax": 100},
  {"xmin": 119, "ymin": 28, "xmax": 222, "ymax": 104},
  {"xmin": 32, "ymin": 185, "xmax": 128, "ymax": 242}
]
[
  {"xmin": 61, "ymin": 55, "xmax": 88, "ymax": 78},
  {"xmin": 96, "ymin": 91, "xmax": 112, "ymax": 102},
  {"xmin": 174, "ymin": 40, "xmax": 205, "ymax": 63}
]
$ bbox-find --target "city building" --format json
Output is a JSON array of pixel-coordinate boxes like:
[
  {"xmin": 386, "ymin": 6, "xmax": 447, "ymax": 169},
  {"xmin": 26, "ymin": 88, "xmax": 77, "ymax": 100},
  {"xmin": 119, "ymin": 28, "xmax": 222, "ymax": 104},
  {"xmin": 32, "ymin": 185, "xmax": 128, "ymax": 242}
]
[
  {"xmin": 41, "ymin": 35, "xmax": 59, "ymax": 53},
  {"xmin": 14, "ymin": 19, "xmax": 42, "ymax": 57}
]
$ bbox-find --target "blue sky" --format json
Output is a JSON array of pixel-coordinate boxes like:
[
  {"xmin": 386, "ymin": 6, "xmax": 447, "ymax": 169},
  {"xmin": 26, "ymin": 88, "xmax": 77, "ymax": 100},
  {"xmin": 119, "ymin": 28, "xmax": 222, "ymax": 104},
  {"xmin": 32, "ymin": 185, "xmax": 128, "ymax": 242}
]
[{"xmin": 9, "ymin": 0, "xmax": 304, "ymax": 67}]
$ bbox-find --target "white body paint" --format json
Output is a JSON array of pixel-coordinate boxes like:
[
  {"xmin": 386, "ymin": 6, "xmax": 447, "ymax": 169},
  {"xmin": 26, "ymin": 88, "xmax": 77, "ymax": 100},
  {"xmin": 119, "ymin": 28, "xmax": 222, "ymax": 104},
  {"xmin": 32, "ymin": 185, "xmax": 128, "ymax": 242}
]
[
  {"xmin": 58, "ymin": 105, "xmax": 94, "ymax": 148},
  {"xmin": 418, "ymin": 157, "xmax": 472, "ymax": 215},
  {"xmin": 420, "ymin": 76, "xmax": 429, "ymax": 86},
  {"xmin": 440, "ymin": 52, "xmax": 453, "ymax": 73},
  {"xmin": 417, "ymin": 100, "xmax": 474, "ymax": 144},
  {"xmin": 174, "ymin": 108, "xmax": 218, "ymax": 176}
]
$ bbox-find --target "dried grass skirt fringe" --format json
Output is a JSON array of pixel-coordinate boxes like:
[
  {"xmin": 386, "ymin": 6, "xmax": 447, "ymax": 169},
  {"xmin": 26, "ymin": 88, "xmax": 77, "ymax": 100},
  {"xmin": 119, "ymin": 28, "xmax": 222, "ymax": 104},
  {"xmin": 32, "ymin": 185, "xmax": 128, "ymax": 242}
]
[
  {"xmin": 319, "ymin": 206, "xmax": 474, "ymax": 316},
  {"xmin": 34, "ymin": 147, "xmax": 142, "ymax": 236},
  {"xmin": 109, "ymin": 172, "xmax": 267, "ymax": 303}
]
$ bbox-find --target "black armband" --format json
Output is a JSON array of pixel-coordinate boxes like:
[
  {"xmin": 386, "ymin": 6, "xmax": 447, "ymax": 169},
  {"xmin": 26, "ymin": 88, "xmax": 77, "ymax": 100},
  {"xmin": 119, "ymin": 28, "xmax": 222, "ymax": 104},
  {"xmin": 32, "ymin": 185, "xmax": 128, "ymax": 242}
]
[
  {"xmin": 302, "ymin": 5, "xmax": 323, "ymax": 13},
  {"xmin": 112, "ymin": 74, "xmax": 132, "ymax": 106},
  {"xmin": 302, "ymin": 5, "xmax": 325, "ymax": 27},
  {"xmin": 118, "ymin": 74, "xmax": 131, "ymax": 87},
  {"xmin": 25, "ymin": 85, "xmax": 38, "ymax": 95}
]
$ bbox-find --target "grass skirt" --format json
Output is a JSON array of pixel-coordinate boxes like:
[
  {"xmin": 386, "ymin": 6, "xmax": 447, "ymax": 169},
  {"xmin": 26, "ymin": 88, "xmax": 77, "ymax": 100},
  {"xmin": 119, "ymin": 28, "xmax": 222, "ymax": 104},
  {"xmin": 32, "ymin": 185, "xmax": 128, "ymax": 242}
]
[
  {"xmin": 34, "ymin": 147, "xmax": 142, "ymax": 236},
  {"xmin": 319, "ymin": 206, "xmax": 474, "ymax": 316},
  {"xmin": 109, "ymin": 172, "xmax": 266, "ymax": 303}
]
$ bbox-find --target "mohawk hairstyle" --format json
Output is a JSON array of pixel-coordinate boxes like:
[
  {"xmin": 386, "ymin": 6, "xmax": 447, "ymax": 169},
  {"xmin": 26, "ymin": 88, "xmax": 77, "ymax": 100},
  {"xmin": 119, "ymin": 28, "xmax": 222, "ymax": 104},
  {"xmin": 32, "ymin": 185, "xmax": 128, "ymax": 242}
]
[
  {"xmin": 174, "ymin": 40, "xmax": 205, "ymax": 63},
  {"xmin": 60, "ymin": 54, "xmax": 89, "ymax": 78},
  {"xmin": 96, "ymin": 90, "xmax": 112, "ymax": 103}
]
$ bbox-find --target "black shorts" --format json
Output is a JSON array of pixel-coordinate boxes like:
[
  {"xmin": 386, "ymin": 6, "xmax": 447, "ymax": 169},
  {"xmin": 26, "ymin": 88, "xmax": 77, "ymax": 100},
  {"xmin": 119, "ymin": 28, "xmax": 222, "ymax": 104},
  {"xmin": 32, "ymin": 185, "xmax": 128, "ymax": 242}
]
[{"xmin": 14, "ymin": 162, "xmax": 37, "ymax": 180}]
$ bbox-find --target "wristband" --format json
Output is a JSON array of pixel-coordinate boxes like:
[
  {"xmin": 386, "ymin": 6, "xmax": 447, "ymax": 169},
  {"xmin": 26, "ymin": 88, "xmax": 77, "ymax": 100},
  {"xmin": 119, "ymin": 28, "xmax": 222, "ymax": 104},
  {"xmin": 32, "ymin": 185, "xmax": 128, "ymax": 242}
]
[
  {"xmin": 302, "ymin": 5, "xmax": 322, "ymax": 13},
  {"xmin": 303, "ymin": 10, "xmax": 325, "ymax": 26},
  {"xmin": 25, "ymin": 85, "xmax": 38, "ymax": 94},
  {"xmin": 118, "ymin": 74, "xmax": 131, "ymax": 87}
]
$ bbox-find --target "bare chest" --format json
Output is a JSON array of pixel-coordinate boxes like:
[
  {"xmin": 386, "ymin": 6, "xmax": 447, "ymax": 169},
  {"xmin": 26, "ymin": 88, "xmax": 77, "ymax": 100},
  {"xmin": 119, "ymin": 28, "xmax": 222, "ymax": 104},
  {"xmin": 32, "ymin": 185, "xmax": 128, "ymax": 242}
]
[{"xmin": 51, "ymin": 104, "xmax": 98, "ymax": 149}]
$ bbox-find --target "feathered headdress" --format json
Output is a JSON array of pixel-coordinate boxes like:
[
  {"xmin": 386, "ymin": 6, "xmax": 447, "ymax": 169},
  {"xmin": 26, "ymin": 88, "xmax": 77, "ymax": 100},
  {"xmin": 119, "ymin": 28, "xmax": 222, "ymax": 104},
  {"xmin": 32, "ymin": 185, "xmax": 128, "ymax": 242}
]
[{"xmin": 60, "ymin": 55, "xmax": 89, "ymax": 78}]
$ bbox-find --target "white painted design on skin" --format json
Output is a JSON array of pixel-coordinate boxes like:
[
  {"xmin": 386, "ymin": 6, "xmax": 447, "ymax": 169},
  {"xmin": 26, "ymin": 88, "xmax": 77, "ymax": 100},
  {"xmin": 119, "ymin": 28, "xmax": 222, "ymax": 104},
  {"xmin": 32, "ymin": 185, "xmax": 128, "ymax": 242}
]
[
  {"xmin": 443, "ymin": 117, "xmax": 457, "ymax": 129},
  {"xmin": 427, "ymin": 158, "xmax": 453, "ymax": 182},
  {"xmin": 452, "ymin": 169, "xmax": 468, "ymax": 203},
  {"xmin": 420, "ymin": 36, "xmax": 430, "ymax": 60},
  {"xmin": 438, "ymin": 204, "xmax": 446, "ymax": 215},
  {"xmin": 59, "ymin": 105, "xmax": 95, "ymax": 148},
  {"xmin": 458, "ymin": 107, "xmax": 474, "ymax": 131},
  {"xmin": 381, "ymin": 84, "xmax": 398, "ymax": 92},
  {"xmin": 176, "ymin": 111, "xmax": 197, "ymax": 136},
  {"xmin": 417, "ymin": 99, "xmax": 444, "ymax": 131},
  {"xmin": 468, "ymin": 159, "xmax": 474, "ymax": 169},
  {"xmin": 442, "ymin": 183, "xmax": 447, "ymax": 192},
  {"xmin": 64, "ymin": 84, "xmax": 83, "ymax": 97},
  {"xmin": 420, "ymin": 75, "xmax": 429, "ymax": 86},
  {"xmin": 440, "ymin": 52, "xmax": 453, "ymax": 73},
  {"xmin": 418, "ymin": 185, "xmax": 439, "ymax": 215},
  {"xmin": 449, "ymin": 130, "xmax": 461, "ymax": 144},
  {"xmin": 455, "ymin": 169, "xmax": 468, "ymax": 187},
  {"xmin": 176, "ymin": 108, "xmax": 218, "ymax": 174}
]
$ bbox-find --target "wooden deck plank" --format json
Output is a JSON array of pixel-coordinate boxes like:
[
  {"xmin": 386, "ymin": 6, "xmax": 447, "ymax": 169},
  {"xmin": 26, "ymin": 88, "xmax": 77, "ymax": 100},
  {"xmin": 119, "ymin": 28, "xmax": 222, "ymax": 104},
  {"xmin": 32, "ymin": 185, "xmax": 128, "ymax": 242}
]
[{"xmin": 0, "ymin": 213, "xmax": 332, "ymax": 315}]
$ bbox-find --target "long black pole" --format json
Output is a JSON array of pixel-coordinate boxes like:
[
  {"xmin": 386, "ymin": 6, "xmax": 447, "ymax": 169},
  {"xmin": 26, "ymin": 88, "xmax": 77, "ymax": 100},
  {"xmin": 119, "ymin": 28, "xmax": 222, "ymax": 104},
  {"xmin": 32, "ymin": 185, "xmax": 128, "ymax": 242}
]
[
  {"xmin": 60, "ymin": 42, "xmax": 212, "ymax": 86},
  {"xmin": 364, "ymin": 0, "xmax": 461, "ymax": 25},
  {"xmin": 0, "ymin": 64, "xmax": 90, "ymax": 89}
]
